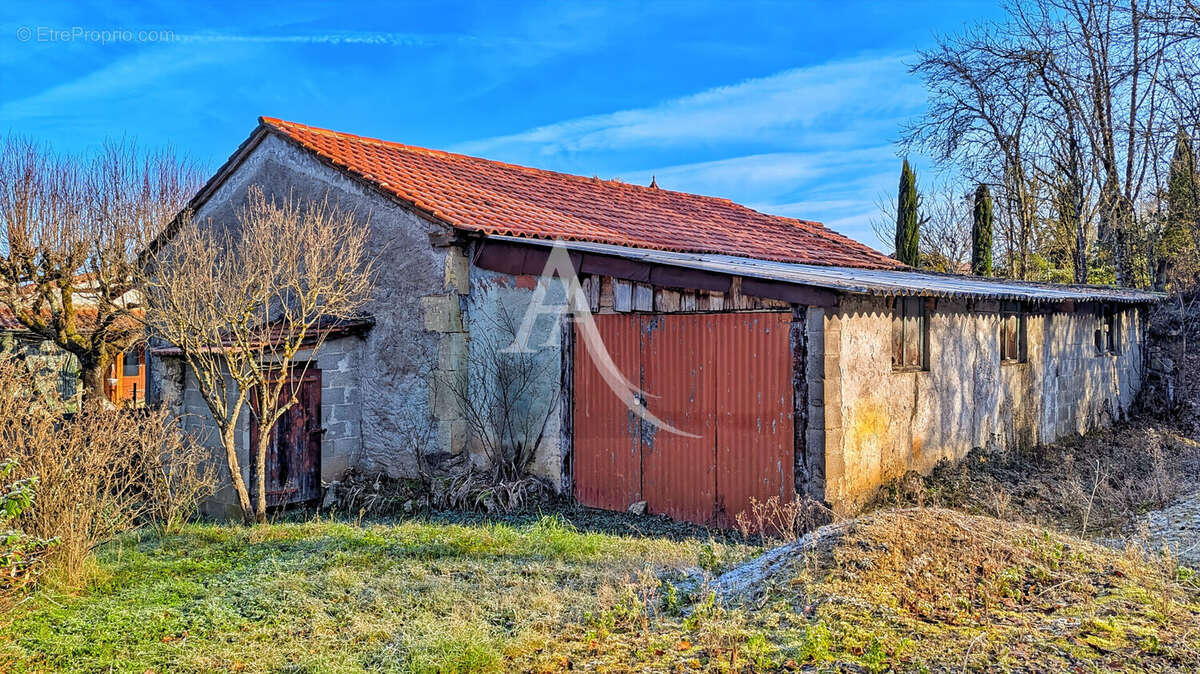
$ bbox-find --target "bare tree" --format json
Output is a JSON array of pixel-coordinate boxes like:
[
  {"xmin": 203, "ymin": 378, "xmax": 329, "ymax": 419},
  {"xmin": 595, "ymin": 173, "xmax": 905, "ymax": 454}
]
[
  {"xmin": 0, "ymin": 137, "xmax": 198, "ymax": 402},
  {"xmin": 441, "ymin": 302, "xmax": 558, "ymax": 485},
  {"xmin": 906, "ymin": 0, "xmax": 1182, "ymax": 287},
  {"xmin": 905, "ymin": 24, "xmax": 1042, "ymax": 278},
  {"xmin": 141, "ymin": 187, "xmax": 374, "ymax": 524}
]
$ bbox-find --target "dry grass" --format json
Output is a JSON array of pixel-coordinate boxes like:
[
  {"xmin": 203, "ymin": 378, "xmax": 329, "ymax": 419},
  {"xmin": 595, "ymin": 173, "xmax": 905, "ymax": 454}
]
[
  {"xmin": 721, "ymin": 508, "xmax": 1200, "ymax": 670},
  {"xmin": 0, "ymin": 354, "xmax": 215, "ymax": 585},
  {"xmin": 734, "ymin": 494, "xmax": 835, "ymax": 544},
  {"xmin": 1, "ymin": 507, "xmax": 1196, "ymax": 671},
  {"xmin": 876, "ymin": 419, "xmax": 1200, "ymax": 538}
]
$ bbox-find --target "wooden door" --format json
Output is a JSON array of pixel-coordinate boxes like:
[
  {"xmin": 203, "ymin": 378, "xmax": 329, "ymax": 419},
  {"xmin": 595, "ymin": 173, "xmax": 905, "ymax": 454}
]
[{"xmin": 250, "ymin": 367, "xmax": 323, "ymax": 507}]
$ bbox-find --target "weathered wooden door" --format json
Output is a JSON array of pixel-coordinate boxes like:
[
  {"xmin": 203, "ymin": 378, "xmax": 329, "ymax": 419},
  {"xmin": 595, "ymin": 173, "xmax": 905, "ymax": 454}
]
[
  {"xmin": 573, "ymin": 312, "xmax": 793, "ymax": 527},
  {"xmin": 250, "ymin": 367, "xmax": 323, "ymax": 507}
]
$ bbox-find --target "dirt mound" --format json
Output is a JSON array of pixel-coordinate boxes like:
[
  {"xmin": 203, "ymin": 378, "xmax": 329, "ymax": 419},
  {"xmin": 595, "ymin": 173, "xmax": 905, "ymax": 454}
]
[{"xmin": 712, "ymin": 508, "xmax": 1200, "ymax": 668}]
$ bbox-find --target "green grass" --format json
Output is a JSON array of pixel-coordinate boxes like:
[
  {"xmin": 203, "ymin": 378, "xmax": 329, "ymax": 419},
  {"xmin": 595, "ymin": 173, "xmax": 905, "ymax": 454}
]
[
  {"xmin": 2, "ymin": 509, "xmax": 1198, "ymax": 673},
  {"xmin": 0, "ymin": 514, "xmax": 756, "ymax": 673}
]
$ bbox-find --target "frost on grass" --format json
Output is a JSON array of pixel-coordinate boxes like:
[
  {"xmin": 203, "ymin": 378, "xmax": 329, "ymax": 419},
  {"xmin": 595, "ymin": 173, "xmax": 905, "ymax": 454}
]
[{"xmin": 707, "ymin": 507, "xmax": 1200, "ymax": 669}]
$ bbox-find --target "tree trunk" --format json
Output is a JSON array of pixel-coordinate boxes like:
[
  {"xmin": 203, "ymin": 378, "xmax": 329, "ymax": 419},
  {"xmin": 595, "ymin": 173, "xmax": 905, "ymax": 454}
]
[
  {"xmin": 254, "ymin": 429, "xmax": 269, "ymax": 524},
  {"xmin": 77, "ymin": 352, "xmax": 114, "ymax": 407},
  {"xmin": 221, "ymin": 424, "xmax": 255, "ymax": 524},
  {"xmin": 1114, "ymin": 221, "xmax": 1133, "ymax": 287},
  {"xmin": 1074, "ymin": 210, "xmax": 1088, "ymax": 284}
]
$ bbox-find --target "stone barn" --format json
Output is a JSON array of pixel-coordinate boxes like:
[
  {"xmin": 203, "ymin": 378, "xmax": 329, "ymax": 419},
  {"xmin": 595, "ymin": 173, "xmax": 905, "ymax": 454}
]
[{"xmin": 150, "ymin": 117, "xmax": 1160, "ymax": 522}]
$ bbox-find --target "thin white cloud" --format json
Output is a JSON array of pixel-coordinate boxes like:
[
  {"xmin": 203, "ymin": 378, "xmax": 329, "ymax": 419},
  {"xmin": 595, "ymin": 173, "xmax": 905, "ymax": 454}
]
[
  {"xmin": 455, "ymin": 52, "xmax": 922, "ymax": 157},
  {"xmin": 451, "ymin": 53, "xmax": 929, "ymax": 247},
  {"xmin": 173, "ymin": 31, "xmax": 568, "ymax": 50},
  {"xmin": 2, "ymin": 46, "xmax": 228, "ymax": 120},
  {"xmin": 622, "ymin": 146, "xmax": 899, "ymax": 201}
]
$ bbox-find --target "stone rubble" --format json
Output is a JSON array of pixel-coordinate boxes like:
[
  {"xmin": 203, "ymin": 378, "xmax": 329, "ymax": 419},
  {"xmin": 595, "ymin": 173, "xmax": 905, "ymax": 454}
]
[{"xmin": 1134, "ymin": 489, "xmax": 1200, "ymax": 566}]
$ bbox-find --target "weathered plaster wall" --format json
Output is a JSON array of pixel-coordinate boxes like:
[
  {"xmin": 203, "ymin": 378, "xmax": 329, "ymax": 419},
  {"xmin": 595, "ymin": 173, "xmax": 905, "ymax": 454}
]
[
  {"xmin": 461, "ymin": 267, "xmax": 567, "ymax": 486},
  {"xmin": 148, "ymin": 134, "xmax": 455, "ymax": 514},
  {"xmin": 820, "ymin": 296, "xmax": 1144, "ymax": 512}
]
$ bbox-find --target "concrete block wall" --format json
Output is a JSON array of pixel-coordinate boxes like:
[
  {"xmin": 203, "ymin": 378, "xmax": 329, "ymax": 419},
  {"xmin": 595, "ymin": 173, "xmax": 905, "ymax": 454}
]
[
  {"xmin": 315, "ymin": 336, "xmax": 364, "ymax": 479},
  {"xmin": 802, "ymin": 307, "xmax": 827, "ymax": 501},
  {"xmin": 820, "ymin": 296, "xmax": 1145, "ymax": 513}
]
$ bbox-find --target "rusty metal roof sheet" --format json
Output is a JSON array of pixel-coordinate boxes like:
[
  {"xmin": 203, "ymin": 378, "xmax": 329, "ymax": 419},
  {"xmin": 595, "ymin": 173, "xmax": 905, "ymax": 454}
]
[{"xmin": 489, "ymin": 235, "xmax": 1163, "ymax": 305}]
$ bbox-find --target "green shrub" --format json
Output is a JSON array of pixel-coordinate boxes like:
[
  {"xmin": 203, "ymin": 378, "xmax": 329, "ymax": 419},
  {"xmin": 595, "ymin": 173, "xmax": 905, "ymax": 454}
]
[{"xmin": 1, "ymin": 460, "xmax": 56, "ymax": 600}]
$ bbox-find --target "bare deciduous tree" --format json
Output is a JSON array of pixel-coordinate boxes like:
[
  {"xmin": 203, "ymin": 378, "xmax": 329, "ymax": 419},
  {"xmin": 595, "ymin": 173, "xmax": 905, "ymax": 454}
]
[
  {"xmin": 0, "ymin": 137, "xmax": 198, "ymax": 402},
  {"xmin": 440, "ymin": 302, "xmax": 559, "ymax": 485},
  {"xmin": 141, "ymin": 187, "xmax": 374, "ymax": 524},
  {"xmin": 906, "ymin": 0, "xmax": 1185, "ymax": 287},
  {"xmin": 872, "ymin": 185, "xmax": 973, "ymax": 272}
]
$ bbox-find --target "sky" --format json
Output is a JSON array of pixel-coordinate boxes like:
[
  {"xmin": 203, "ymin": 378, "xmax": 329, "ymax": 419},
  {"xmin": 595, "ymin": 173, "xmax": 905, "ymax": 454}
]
[{"xmin": 0, "ymin": 1, "xmax": 1004, "ymax": 249}]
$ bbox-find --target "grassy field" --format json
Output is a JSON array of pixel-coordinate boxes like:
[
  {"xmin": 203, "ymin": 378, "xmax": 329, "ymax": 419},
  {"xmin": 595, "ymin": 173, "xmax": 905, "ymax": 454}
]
[{"xmin": 2, "ymin": 508, "xmax": 1198, "ymax": 673}]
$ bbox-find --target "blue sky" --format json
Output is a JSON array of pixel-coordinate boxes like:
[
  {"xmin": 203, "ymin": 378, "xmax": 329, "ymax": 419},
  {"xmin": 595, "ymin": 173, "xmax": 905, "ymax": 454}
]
[{"xmin": 1, "ymin": 1, "xmax": 1002, "ymax": 248}]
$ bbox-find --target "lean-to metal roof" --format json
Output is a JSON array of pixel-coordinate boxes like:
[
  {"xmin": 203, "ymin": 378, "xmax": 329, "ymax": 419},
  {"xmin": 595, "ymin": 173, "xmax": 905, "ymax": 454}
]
[{"xmin": 490, "ymin": 235, "xmax": 1163, "ymax": 305}]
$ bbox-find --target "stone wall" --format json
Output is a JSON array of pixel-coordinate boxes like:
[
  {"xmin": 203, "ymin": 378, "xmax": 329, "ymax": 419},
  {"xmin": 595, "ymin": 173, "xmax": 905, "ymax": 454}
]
[
  {"xmin": 818, "ymin": 296, "xmax": 1144, "ymax": 512},
  {"xmin": 170, "ymin": 334, "xmax": 365, "ymax": 519},
  {"xmin": 2, "ymin": 333, "xmax": 80, "ymax": 407},
  {"xmin": 148, "ymin": 133, "xmax": 450, "ymax": 515}
]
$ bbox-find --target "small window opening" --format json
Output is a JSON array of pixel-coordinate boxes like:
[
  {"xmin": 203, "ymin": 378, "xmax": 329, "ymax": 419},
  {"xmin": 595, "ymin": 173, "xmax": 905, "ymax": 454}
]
[
  {"xmin": 891, "ymin": 297, "xmax": 929, "ymax": 371},
  {"xmin": 1095, "ymin": 306, "xmax": 1118, "ymax": 355},
  {"xmin": 999, "ymin": 301, "xmax": 1026, "ymax": 363},
  {"xmin": 122, "ymin": 345, "xmax": 143, "ymax": 378}
]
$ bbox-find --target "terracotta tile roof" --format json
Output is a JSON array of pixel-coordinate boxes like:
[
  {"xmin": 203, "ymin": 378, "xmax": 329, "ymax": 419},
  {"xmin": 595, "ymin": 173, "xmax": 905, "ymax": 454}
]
[
  {"xmin": 150, "ymin": 315, "xmax": 374, "ymax": 357},
  {"xmin": 0, "ymin": 304, "xmax": 141, "ymax": 335},
  {"xmin": 259, "ymin": 117, "xmax": 904, "ymax": 270},
  {"xmin": 0, "ymin": 306, "xmax": 21, "ymax": 332}
]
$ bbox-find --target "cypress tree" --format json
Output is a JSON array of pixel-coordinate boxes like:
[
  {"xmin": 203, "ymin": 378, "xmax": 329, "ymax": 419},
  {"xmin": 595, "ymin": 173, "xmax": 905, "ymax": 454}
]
[
  {"xmin": 895, "ymin": 159, "xmax": 920, "ymax": 266},
  {"xmin": 1166, "ymin": 129, "xmax": 1199, "ymax": 248},
  {"xmin": 971, "ymin": 183, "xmax": 994, "ymax": 276}
]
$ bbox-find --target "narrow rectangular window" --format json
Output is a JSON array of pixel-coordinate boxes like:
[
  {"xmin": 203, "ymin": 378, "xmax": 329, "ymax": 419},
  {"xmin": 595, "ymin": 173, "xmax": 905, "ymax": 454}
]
[
  {"xmin": 999, "ymin": 301, "xmax": 1026, "ymax": 363},
  {"xmin": 1095, "ymin": 306, "xmax": 1118, "ymax": 354},
  {"xmin": 122, "ymin": 345, "xmax": 143, "ymax": 377},
  {"xmin": 892, "ymin": 297, "xmax": 928, "ymax": 371}
]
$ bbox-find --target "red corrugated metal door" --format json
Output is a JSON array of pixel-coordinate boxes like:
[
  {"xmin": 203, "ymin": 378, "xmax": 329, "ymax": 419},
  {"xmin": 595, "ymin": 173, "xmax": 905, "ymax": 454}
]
[
  {"xmin": 573, "ymin": 311, "xmax": 794, "ymax": 528},
  {"xmin": 641, "ymin": 314, "xmax": 718, "ymax": 525},
  {"xmin": 573, "ymin": 314, "xmax": 642, "ymax": 511},
  {"xmin": 714, "ymin": 313, "xmax": 795, "ymax": 528}
]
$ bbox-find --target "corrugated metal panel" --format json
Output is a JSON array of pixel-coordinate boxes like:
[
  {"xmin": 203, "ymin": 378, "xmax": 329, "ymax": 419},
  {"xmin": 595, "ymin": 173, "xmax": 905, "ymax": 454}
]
[
  {"xmin": 488, "ymin": 234, "xmax": 1162, "ymax": 305},
  {"xmin": 572, "ymin": 311, "xmax": 797, "ymax": 529},
  {"xmin": 640, "ymin": 314, "xmax": 718, "ymax": 525},
  {"xmin": 573, "ymin": 314, "xmax": 642, "ymax": 511},
  {"xmin": 714, "ymin": 313, "xmax": 794, "ymax": 529}
]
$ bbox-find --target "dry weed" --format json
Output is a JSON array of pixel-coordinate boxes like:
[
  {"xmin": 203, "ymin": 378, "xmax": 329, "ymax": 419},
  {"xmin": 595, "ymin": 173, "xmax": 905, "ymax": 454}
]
[
  {"xmin": 0, "ymin": 354, "xmax": 212, "ymax": 584},
  {"xmin": 734, "ymin": 494, "xmax": 835, "ymax": 544}
]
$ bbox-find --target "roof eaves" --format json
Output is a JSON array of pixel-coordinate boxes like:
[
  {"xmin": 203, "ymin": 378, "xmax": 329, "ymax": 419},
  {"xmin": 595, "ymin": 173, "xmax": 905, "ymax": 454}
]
[{"xmin": 486, "ymin": 235, "xmax": 1164, "ymax": 305}]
